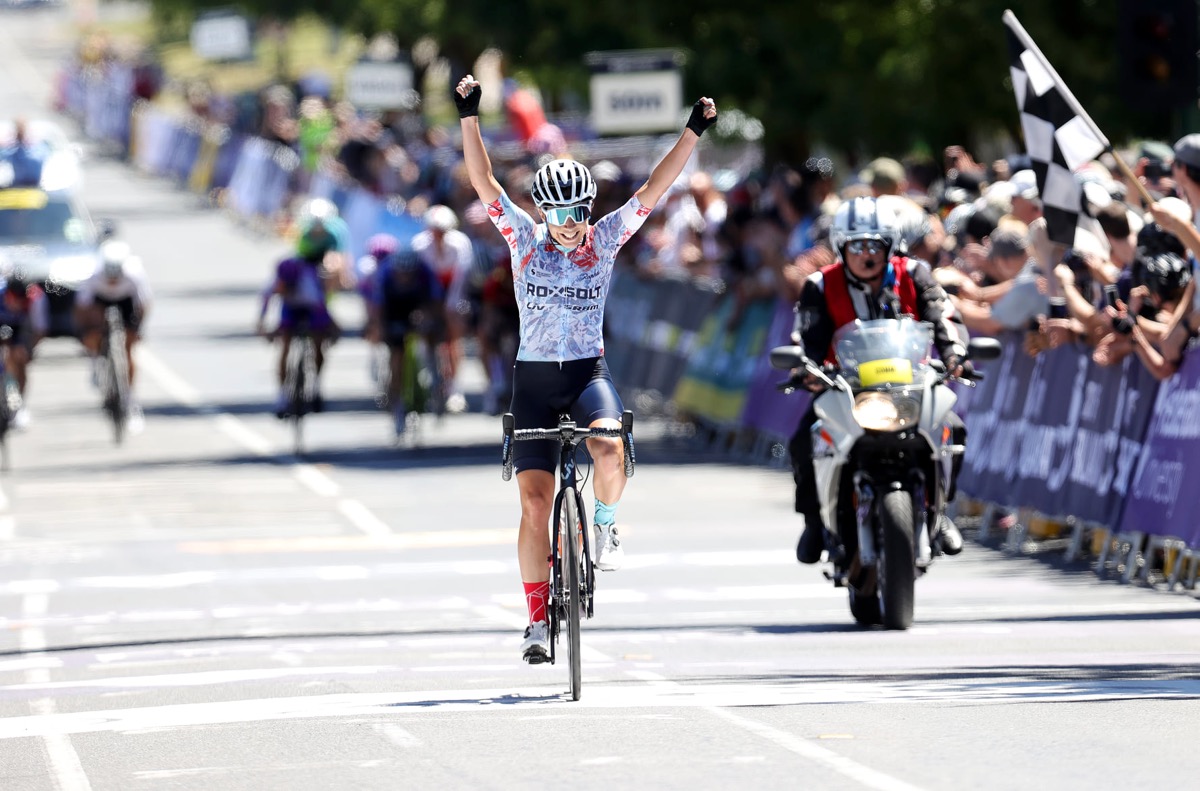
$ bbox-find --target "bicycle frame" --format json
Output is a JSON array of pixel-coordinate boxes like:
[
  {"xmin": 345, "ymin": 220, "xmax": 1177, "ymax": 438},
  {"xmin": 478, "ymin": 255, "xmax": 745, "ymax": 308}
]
[{"xmin": 501, "ymin": 409, "xmax": 635, "ymax": 700}]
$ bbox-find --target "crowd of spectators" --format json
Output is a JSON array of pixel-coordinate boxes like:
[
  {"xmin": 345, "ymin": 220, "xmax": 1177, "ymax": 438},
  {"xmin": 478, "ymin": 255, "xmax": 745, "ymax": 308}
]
[{"xmin": 63, "ymin": 27, "xmax": 1200, "ymax": 389}]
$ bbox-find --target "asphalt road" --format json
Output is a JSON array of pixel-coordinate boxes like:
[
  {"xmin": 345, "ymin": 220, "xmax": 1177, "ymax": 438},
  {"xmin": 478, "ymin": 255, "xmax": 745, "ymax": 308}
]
[{"xmin": 2, "ymin": 6, "xmax": 1200, "ymax": 791}]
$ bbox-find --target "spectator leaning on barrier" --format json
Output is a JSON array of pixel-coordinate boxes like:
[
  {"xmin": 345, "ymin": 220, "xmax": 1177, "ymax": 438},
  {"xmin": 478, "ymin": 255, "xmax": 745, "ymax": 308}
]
[
  {"xmin": 1007, "ymin": 169, "xmax": 1043, "ymax": 227},
  {"xmin": 1171, "ymin": 134, "xmax": 1200, "ymax": 225},
  {"xmin": 1096, "ymin": 213, "xmax": 1193, "ymax": 374}
]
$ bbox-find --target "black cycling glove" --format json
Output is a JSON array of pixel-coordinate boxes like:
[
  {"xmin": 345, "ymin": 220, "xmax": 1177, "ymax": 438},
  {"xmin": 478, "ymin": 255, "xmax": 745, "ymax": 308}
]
[
  {"xmin": 686, "ymin": 99, "xmax": 717, "ymax": 137},
  {"xmin": 454, "ymin": 83, "xmax": 482, "ymax": 118}
]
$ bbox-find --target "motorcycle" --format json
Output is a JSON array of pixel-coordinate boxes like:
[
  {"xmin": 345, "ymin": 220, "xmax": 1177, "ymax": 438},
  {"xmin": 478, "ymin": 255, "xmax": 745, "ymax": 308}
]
[{"xmin": 771, "ymin": 318, "xmax": 1000, "ymax": 630}]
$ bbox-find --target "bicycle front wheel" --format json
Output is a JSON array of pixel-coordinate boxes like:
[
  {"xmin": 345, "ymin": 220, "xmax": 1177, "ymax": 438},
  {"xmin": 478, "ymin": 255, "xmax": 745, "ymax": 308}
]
[{"xmin": 562, "ymin": 490, "xmax": 583, "ymax": 701}]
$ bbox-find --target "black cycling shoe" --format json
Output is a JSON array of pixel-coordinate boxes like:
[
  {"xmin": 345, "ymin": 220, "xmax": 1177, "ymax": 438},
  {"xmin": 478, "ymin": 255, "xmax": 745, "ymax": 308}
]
[
  {"xmin": 937, "ymin": 515, "xmax": 964, "ymax": 555},
  {"xmin": 796, "ymin": 523, "xmax": 825, "ymax": 564}
]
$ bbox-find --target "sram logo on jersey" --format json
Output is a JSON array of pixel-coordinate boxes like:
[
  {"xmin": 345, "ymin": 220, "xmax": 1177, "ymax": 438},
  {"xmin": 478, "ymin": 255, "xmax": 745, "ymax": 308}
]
[{"xmin": 525, "ymin": 283, "xmax": 603, "ymax": 300}]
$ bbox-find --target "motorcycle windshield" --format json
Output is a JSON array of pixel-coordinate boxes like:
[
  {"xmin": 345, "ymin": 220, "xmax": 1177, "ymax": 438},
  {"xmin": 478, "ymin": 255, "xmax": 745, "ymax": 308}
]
[{"xmin": 832, "ymin": 318, "xmax": 934, "ymax": 389}]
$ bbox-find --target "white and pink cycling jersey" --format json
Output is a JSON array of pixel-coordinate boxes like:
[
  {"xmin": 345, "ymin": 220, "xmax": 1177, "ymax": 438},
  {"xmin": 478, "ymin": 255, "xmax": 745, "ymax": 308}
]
[{"xmin": 486, "ymin": 190, "xmax": 651, "ymax": 362}]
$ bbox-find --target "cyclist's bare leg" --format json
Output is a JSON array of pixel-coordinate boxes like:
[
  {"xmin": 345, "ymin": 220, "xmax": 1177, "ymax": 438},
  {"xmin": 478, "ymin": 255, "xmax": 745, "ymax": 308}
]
[
  {"xmin": 516, "ymin": 469, "xmax": 555, "ymax": 584},
  {"xmin": 7, "ymin": 345, "xmax": 29, "ymax": 395},
  {"xmin": 387, "ymin": 343, "xmax": 405, "ymax": 408},
  {"xmin": 276, "ymin": 333, "xmax": 293, "ymax": 386},
  {"xmin": 586, "ymin": 419, "xmax": 627, "ymax": 507},
  {"xmin": 124, "ymin": 331, "xmax": 138, "ymax": 389}
]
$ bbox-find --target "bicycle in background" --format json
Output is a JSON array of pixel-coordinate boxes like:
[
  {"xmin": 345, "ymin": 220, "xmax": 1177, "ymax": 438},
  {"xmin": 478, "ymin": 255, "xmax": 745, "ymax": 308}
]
[
  {"xmin": 281, "ymin": 319, "xmax": 319, "ymax": 456},
  {"xmin": 0, "ymin": 324, "xmax": 20, "ymax": 471},
  {"xmin": 96, "ymin": 305, "xmax": 130, "ymax": 444},
  {"xmin": 501, "ymin": 409, "xmax": 635, "ymax": 701}
]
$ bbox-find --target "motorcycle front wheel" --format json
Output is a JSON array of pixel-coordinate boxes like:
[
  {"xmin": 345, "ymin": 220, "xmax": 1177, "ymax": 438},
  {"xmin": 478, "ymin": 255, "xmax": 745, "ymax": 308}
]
[{"xmin": 878, "ymin": 489, "xmax": 916, "ymax": 630}]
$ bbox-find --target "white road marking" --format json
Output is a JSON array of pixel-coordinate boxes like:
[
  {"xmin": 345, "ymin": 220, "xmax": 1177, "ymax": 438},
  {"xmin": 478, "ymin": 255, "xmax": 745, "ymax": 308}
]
[
  {"xmin": 0, "ymin": 676, "xmax": 1197, "ymax": 740},
  {"xmin": 19, "ymin": 592, "xmax": 91, "ymax": 791},
  {"xmin": 136, "ymin": 345, "xmax": 395, "ymax": 536},
  {"xmin": 374, "ymin": 723, "xmax": 423, "ymax": 748},
  {"xmin": 706, "ymin": 706, "xmax": 929, "ymax": 791},
  {"xmin": 337, "ymin": 499, "xmax": 392, "ymax": 537},
  {"xmin": 294, "ymin": 465, "xmax": 340, "ymax": 498}
]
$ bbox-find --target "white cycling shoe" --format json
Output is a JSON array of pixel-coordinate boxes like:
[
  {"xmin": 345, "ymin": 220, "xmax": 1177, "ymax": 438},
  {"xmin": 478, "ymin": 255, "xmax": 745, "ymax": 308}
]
[
  {"xmin": 521, "ymin": 620, "xmax": 550, "ymax": 664},
  {"xmin": 593, "ymin": 524, "xmax": 624, "ymax": 571}
]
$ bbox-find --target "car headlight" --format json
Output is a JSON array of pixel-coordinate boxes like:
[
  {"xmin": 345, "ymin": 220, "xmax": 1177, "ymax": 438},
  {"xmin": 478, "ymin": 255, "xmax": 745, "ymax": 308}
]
[{"xmin": 852, "ymin": 392, "xmax": 919, "ymax": 432}]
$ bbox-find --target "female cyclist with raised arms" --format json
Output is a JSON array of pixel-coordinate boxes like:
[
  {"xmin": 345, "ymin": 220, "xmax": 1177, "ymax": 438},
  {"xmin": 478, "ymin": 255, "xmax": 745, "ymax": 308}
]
[{"xmin": 455, "ymin": 73, "xmax": 717, "ymax": 663}]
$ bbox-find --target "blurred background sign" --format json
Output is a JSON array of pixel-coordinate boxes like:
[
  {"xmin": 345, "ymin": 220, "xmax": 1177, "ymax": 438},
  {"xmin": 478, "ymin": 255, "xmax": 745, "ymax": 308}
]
[
  {"xmin": 189, "ymin": 10, "xmax": 253, "ymax": 63},
  {"xmin": 344, "ymin": 60, "xmax": 415, "ymax": 110},
  {"xmin": 587, "ymin": 49, "xmax": 684, "ymax": 135}
]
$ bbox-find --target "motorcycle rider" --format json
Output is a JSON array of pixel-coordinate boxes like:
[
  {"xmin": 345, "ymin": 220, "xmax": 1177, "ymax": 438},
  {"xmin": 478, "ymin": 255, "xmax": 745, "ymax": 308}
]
[{"xmin": 789, "ymin": 195, "xmax": 970, "ymax": 564}]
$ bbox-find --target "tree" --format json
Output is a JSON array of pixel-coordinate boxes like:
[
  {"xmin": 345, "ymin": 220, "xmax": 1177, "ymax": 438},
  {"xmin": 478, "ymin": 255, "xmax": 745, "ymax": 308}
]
[{"xmin": 148, "ymin": 0, "xmax": 1149, "ymax": 166}]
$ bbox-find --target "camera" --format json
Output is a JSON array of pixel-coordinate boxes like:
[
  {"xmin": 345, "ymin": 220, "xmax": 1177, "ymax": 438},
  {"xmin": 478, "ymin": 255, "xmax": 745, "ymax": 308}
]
[
  {"xmin": 1062, "ymin": 248, "xmax": 1088, "ymax": 275},
  {"xmin": 1103, "ymin": 283, "xmax": 1120, "ymax": 310}
]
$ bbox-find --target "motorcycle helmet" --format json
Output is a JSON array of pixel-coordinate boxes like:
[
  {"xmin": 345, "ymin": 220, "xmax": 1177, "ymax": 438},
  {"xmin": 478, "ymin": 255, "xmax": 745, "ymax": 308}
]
[{"xmin": 829, "ymin": 196, "xmax": 900, "ymax": 264}]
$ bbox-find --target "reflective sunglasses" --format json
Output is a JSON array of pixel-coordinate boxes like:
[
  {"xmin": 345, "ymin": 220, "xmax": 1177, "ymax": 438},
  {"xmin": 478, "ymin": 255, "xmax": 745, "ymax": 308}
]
[
  {"xmin": 846, "ymin": 239, "xmax": 886, "ymax": 255},
  {"xmin": 543, "ymin": 204, "xmax": 591, "ymax": 226}
]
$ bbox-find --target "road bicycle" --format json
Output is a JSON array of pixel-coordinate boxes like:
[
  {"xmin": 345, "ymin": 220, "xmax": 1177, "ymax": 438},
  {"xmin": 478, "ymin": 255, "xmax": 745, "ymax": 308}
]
[
  {"xmin": 281, "ymin": 321, "xmax": 319, "ymax": 456},
  {"xmin": 96, "ymin": 306, "xmax": 129, "ymax": 444},
  {"xmin": 0, "ymin": 324, "xmax": 19, "ymax": 471},
  {"xmin": 501, "ymin": 409, "xmax": 635, "ymax": 701}
]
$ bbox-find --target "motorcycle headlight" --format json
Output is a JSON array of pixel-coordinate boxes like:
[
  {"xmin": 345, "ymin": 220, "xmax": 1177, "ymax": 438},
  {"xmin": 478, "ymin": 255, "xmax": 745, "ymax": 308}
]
[{"xmin": 852, "ymin": 392, "xmax": 919, "ymax": 432}]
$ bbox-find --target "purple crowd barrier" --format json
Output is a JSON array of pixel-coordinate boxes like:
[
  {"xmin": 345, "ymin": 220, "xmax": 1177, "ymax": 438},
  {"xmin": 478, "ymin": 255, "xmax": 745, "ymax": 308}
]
[
  {"xmin": 960, "ymin": 331, "xmax": 1160, "ymax": 530},
  {"xmin": 1119, "ymin": 350, "xmax": 1200, "ymax": 547}
]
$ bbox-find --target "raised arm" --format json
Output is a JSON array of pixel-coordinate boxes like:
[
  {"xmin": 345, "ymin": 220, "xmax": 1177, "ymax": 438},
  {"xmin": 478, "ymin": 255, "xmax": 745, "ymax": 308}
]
[
  {"xmin": 454, "ymin": 74, "xmax": 503, "ymax": 205},
  {"xmin": 634, "ymin": 98, "xmax": 717, "ymax": 210}
]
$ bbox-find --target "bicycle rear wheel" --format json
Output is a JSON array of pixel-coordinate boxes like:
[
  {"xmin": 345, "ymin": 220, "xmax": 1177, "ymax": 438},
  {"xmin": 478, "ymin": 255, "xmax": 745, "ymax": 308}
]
[{"xmin": 562, "ymin": 490, "xmax": 583, "ymax": 701}]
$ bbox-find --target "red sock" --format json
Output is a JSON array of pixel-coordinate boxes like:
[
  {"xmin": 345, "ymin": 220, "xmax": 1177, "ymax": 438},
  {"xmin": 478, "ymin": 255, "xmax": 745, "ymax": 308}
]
[{"xmin": 524, "ymin": 581, "xmax": 549, "ymax": 624}]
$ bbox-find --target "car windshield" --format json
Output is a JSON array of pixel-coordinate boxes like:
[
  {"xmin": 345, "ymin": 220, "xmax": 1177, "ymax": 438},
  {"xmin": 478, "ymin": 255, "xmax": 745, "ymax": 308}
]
[
  {"xmin": 832, "ymin": 317, "xmax": 934, "ymax": 389},
  {"xmin": 0, "ymin": 189, "xmax": 89, "ymax": 246}
]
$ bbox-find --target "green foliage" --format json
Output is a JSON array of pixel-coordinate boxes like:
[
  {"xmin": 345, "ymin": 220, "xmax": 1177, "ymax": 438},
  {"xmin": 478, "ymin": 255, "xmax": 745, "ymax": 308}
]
[{"xmin": 146, "ymin": 0, "xmax": 1156, "ymax": 166}]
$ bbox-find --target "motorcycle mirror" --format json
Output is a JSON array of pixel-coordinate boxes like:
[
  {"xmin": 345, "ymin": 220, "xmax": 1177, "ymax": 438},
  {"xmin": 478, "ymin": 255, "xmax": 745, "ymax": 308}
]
[
  {"xmin": 968, "ymin": 337, "xmax": 1003, "ymax": 361},
  {"xmin": 769, "ymin": 345, "xmax": 808, "ymax": 370}
]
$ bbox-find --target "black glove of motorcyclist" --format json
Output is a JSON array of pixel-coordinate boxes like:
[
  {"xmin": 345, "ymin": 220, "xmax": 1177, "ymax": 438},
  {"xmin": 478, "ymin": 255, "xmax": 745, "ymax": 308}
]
[
  {"xmin": 454, "ymin": 83, "xmax": 482, "ymax": 118},
  {"xmin": 686, "ymin": 99, "xmax": 717, "ymax": 137},
  {"xmin": 945, "ymin": 356, "xmax": 977, "ymax": 380}
]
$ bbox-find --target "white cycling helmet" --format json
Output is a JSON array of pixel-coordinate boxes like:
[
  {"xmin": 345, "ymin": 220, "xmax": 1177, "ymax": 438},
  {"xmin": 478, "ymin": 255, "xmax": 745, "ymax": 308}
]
[
  {"xmin": 297, "ymin": 197, "xmax": 339, "ymax": 225},
  {"xmin": 99, "ymin": 239, "xmax": 131, "ymax": 279},
  {"xmin": 424, "ymin": 204, "xmax": 458, "ymax": 232},
  {"xmin": 531, "ymin": 159, "xmax": 597, "ymax": 209},
  {"xmin": 829, "ymin": 196, "xmax": 900, "ymax": 264}
]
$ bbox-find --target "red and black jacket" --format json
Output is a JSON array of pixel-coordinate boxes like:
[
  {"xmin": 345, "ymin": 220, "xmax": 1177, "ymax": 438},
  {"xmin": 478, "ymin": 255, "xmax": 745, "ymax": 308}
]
[{"xmin": 793, "ymin": 256, "xmax": 966, "ymax": 365}]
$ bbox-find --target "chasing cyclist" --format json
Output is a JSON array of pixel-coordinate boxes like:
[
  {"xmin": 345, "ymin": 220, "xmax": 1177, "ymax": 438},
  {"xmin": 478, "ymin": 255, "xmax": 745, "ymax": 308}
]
[
  {"xmin": 363, "ymin": 234, "xmax": 446, "ymax": 436},
  {"xmin": 0, "ymin": 272, "xmax": 48, "ymax": 429},
  {"xmin": 455, "ymin": 72, "xmax": 717, "ymax": 663},
  {"xmin": 74, "ymin": 239, "xmax": 153, "ymax": 432},
  {"xmin": 257, "ymin": 226, "xmax": 338, "ymax": 417}
]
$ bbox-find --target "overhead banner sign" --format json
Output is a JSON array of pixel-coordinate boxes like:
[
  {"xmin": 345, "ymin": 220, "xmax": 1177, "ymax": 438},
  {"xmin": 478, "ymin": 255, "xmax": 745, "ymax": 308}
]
[
  {"xmin": 587, "ymin": 50, "xmax": 684, "ymax": 135},
  {"xmin": 190, "ymin": 11, "xmax": 253, "ymax": 62},
  {"xmin": 345, "ymin": 61, "xmax": 416, "ymax": 110}
]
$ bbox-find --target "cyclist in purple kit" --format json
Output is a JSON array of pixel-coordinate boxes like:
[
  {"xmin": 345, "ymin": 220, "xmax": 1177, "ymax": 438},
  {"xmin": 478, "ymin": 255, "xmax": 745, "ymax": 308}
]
[{"xmin": 455, "ymin": 72, "xmax": 717, "ymax": 663}]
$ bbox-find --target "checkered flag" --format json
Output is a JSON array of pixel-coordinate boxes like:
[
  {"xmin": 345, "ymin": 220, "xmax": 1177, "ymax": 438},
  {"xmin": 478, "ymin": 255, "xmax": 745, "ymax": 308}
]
[{"xmin": 1005, "ymin": 11, "xmax": 1109, "ymax": 247}]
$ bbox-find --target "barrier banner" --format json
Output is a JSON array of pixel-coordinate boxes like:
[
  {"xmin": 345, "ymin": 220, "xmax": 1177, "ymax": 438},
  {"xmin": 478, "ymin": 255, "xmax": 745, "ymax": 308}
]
[
  {"xmin": 960, "ymin": 333, "xmax": 1158, "ymax": 528},
  {"xmin": 602, "ymin": 270, "xmax": 657, "ymax": 390},
  {"xmin": 603, "ymin": 272, "xmax": 719, "ymax": 402},
  {"xmin": 1119, "ymin": 349, "xmax": 1200, "ymax": 546},
  {"xmin": 738, "ymin": 296, "xmax": 810, "ymax": 440},
  {"xmin": 673, "ymin": 294, "xmax": 774, "ymax": 426}
]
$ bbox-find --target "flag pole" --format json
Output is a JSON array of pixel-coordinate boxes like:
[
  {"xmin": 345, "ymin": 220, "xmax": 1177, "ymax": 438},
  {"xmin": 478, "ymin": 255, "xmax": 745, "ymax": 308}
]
[{"xmin": 1003, "ymin": 9, "xmax": 1157, "ymax": 209}]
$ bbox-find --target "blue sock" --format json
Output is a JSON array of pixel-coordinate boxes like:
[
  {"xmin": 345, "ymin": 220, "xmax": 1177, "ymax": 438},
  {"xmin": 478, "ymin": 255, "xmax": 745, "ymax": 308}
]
[{"xmin": 594, "ymin": 499, "xmax": 618, "ymax": 527}]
